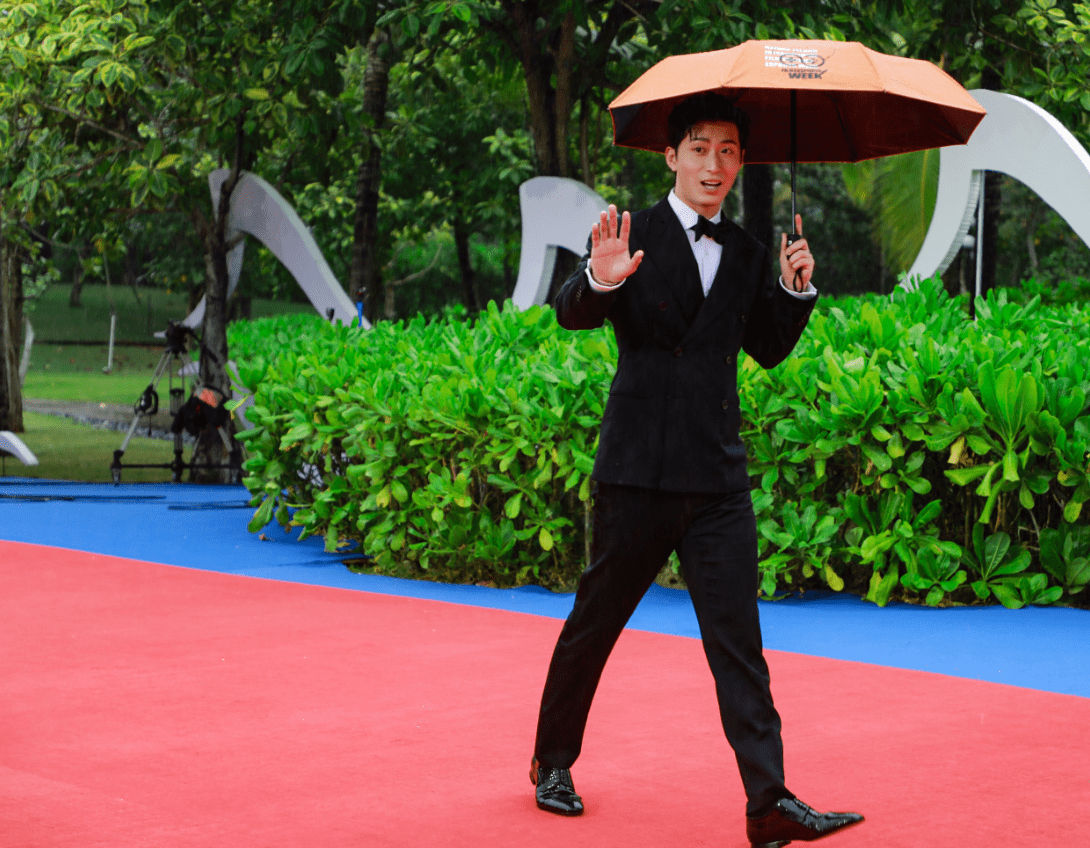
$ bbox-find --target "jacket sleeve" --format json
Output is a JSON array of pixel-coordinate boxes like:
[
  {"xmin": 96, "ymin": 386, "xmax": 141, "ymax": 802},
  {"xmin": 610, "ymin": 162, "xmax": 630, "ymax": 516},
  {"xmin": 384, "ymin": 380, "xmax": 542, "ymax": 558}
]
[
  {"xmin": 741, "ymin": 260, "xmax": 818, "ymax": 370},
  {"xmin": 553, "ymin": 249, "xmax": 621, "ymax": 332}
]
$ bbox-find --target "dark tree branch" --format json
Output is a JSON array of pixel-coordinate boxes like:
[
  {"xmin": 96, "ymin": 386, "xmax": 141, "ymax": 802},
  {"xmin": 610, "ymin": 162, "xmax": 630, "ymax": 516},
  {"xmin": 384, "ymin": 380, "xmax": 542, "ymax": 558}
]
[
  {"xmin": 34, "ymin": 101, "xmax": 141, "ymax": 147},
  {"xmin": 18, "ymin": 224, "xmax": 75, "ymax": 252},
  {"xmin": 386, "ymin": 243, "xmax": 442, "ymax": 288}
]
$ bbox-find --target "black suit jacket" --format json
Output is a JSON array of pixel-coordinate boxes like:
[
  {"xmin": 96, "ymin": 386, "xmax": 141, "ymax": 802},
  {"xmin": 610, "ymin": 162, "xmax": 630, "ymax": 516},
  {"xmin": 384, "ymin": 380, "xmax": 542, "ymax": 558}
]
[{"xmin": 555, "ymin": 196, "xmax": 816, "ymax": 493}]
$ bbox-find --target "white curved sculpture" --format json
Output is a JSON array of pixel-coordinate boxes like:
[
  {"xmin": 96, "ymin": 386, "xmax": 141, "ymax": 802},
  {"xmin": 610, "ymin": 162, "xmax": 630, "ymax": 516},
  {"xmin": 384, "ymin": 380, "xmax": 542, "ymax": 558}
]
[
  {"xmin": 183, "ymin": 173, "xmax": 607, "ymax": 323},
  {"xmin": 0, "ymin": 431, "xmax": 38, "ymax": 467},
  {"xmin": 184, "ymin": 171, "xmax": 360, "ymax": 329},
  {"xmin": 905, "ymin": 89, "xmax": 1090, "ymax": 285},
  {"xmin": 512, "ymin": 177, "xmax": 608, "ymax": 308}
]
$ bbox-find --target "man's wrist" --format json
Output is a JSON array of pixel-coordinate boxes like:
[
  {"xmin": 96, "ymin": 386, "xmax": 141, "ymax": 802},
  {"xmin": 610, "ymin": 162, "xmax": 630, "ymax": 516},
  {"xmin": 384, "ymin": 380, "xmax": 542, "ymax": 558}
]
[
  {"xmin": 591, "ymin": 267, "xmax": 622, "ymax": 287},
  {"xmin": 587, "ymin": 266, "xmax": 625, "ymax": 291},
  {"xmin": 778, "ymin": 275, "xmax": 817, "ymax": 298}
]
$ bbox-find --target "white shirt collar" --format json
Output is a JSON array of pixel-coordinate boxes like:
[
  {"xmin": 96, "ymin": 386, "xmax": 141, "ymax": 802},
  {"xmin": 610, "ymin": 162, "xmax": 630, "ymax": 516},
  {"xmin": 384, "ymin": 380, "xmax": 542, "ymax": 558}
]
[{"xmin": 668, "ymin": 189, "xmax": 722, "ymax": 232}]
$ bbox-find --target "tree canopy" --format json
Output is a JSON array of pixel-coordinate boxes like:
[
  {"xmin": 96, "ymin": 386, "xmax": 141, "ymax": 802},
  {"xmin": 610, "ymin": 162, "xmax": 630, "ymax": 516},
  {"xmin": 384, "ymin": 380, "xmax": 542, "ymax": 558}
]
[{"xmin": 2, "ymin": 0, "xmax": 1089, "ymax": 431}]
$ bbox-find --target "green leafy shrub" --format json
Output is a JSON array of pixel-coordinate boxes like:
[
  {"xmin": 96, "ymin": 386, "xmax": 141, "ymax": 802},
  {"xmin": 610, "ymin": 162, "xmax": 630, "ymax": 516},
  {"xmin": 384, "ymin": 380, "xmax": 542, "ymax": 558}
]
[
  {"xmin": 231, "ymin": 279, "xmax": 1090, "ymax": 607},
  {"xmin": 743, "ymin": 279, "xmax": 1090, "ymax": 607},
  {"xmin": 1010, "ymin": 276, "xmax": 1090, "ymax": 309},
  {"xmin": 231, "ymin": 302, "xmax": 612, "ymax": 589}
]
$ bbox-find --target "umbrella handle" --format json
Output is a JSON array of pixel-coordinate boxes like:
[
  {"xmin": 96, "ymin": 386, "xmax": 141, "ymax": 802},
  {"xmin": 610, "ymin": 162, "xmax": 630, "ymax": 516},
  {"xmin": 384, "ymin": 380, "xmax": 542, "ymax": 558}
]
[{"xmin": 785, "ymin": 232, "xmax": 804, "ymax": 289}]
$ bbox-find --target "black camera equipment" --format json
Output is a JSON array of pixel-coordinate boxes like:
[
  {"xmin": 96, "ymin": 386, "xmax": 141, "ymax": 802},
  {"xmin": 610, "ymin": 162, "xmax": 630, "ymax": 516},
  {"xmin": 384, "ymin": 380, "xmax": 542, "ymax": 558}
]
[{"xmin": 111, "ymin": 321, "xmax": 242, "ymax": 484}]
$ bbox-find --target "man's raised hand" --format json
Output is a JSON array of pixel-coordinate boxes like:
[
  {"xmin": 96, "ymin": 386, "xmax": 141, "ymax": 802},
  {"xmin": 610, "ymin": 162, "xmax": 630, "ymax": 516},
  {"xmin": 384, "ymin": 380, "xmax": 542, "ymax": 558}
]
[{"xmin": 589, "ymin": 204, "xmax": 644, "ymax": 287}]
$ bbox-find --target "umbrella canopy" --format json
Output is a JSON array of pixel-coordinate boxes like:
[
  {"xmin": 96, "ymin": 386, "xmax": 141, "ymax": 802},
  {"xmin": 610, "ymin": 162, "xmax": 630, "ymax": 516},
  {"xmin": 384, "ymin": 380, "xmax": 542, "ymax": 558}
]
[{"xmin": 609, "ymin": 39, "xmax": 986, "ymax": 163}]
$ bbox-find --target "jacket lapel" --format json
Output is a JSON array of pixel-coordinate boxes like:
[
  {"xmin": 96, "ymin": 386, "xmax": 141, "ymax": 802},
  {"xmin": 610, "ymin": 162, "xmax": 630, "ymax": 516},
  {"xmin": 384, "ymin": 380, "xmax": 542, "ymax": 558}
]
[
  {"xmin": 641, "ymin": 198, "xmax": 704, "ymax": 325},
  {"xmin": 682, "ymin": 220, "xmax": 755, "ymax": 343}
]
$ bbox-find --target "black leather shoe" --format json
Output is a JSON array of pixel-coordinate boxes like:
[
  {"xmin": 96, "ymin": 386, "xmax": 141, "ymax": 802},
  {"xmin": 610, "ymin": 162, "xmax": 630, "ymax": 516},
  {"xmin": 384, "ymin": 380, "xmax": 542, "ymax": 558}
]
[
  {"xmin": 529, "ymin": 757, "xmax": 584, "ymax": 816},
  {"xmin": 746, "ymin": 797, "xmax": 864, "ymax": 845}
]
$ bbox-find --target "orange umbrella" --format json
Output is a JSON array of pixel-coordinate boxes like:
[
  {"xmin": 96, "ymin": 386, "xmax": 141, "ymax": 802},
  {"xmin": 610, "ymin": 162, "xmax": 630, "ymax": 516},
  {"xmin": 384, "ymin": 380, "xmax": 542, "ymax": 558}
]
[{"xmin": 609, "ymin": 39, "xmax": 986, "ymax": 233}]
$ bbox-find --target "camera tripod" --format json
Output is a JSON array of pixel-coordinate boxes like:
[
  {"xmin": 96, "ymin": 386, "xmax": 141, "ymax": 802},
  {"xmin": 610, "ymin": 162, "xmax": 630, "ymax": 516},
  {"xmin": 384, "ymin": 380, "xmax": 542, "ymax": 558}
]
[{"xmin": 110, "ymin": 321, "xmax": 241, "ymax": 484}]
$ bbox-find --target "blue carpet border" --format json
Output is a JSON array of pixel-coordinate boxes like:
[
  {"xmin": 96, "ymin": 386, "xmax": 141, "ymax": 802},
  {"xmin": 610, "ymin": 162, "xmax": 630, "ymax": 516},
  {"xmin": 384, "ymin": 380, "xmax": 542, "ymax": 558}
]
[{"xmin": 3, "ymin": 478, "xmax": 1088, "ymax": 698}]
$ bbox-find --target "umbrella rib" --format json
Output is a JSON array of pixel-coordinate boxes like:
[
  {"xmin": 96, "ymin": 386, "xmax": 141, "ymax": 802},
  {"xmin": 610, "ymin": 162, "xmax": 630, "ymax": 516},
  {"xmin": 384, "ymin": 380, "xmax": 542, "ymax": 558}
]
[
  {"xmin": 830, "ymin": 95, "xmax": 859, "ymax": 162},
  {"xmin": 860, "ymin": 44, "xmax": 889, "ymax": 93}
]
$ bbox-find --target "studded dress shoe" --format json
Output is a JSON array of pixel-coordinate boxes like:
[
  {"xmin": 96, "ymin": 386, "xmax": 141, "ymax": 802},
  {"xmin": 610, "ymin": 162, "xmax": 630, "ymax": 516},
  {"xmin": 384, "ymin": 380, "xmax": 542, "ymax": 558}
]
[
  {"xmin": 746, "ymin": 797, "xmax": 864, "ymax": 846},
  {"xmin": 529, "ymin": 757, "xmax": 584, "ymax": 816}
]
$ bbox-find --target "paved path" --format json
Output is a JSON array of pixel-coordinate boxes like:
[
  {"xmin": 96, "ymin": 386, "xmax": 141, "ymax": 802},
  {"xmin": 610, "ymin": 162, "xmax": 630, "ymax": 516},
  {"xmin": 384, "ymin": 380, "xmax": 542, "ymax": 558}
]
[{"xmin": 24, "ymin": 398, "xmax": 176, "ymax": 439}]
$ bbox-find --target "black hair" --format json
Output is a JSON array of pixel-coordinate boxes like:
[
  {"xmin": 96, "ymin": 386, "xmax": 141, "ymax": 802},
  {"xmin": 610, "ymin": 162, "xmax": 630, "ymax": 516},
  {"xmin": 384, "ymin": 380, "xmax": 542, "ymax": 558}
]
[{"xmin": 667, "ymin": 93, "xmax": 750, "ymax": 152}]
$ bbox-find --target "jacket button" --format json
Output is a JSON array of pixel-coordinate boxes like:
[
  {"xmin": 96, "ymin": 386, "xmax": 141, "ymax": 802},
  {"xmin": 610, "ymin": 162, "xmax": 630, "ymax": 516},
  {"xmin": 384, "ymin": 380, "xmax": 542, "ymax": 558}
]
[
  {"xmin": 674, "ymin": 347, "xmax": 683, "ymax": 357},
  {"xmin": 659, "ymin": 301, "xmax": 668, "ymax": 311},
  {"xmin": 740, "ymin": 313, "xmax": 747, "ymax": 323},
  {"xmin": 724, "ymin": 354, "xmax": 735, "ymax": 364},
  {"xmin": 722, "ymin": 399, "xmax": 730, "ymax": 409}
]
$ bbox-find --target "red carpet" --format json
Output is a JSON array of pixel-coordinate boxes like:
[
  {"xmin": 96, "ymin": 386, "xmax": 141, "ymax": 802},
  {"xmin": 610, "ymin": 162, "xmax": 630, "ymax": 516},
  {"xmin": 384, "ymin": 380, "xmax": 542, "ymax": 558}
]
[{"xmin": 2, "ymin": 539, "xmax": 1088, "ymax": 847}]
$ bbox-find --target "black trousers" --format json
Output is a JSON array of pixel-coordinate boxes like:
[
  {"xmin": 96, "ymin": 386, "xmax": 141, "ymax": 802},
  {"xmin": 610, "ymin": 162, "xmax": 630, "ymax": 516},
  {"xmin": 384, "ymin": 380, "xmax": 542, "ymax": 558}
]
[{"xmin": 533, "ymin": 482, "xmax": 790, "ymax": 815}]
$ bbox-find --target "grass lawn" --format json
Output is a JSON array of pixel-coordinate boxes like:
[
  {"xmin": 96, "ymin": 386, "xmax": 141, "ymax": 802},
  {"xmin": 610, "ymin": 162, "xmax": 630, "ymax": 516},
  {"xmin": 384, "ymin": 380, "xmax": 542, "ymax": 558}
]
[
  {"xmin": 10, "ymin": 283, "xmax": 314, "ymax": 482},
  {"xmin": 3, "ymin": 412, "xmax": 182, "ymax": 483},
  {"xmin": 23, "ymin": 343, "xmax": 170, "ymax": 405},
  {"xmin": 23, "ymin": 283, "xmax": 312, "ymax": 405},
  {"xmin": 27, "ymin": 283, "xmax": 312, "ymax": 344}
]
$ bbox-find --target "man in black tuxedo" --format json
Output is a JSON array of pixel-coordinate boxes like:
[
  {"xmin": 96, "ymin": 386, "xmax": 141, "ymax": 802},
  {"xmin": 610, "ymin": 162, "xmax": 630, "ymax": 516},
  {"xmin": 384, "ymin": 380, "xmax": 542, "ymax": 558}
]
[{"xmin": 528, "ymin": 94, "xmax": 864, "ymax": 846}]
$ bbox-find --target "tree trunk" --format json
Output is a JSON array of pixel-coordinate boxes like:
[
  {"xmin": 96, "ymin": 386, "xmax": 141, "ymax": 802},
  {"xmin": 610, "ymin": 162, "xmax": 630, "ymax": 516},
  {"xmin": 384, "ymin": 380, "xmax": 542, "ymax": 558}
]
[
  {"xmin": 506, "ymin": 0, "xmax": 558, "ymax": 177},
  {"xmin": 1, "ymin": 236, "xmax": 25, "ymax": 433},
  {"xmin": 227, "ymin": 293, "xmax": 252, "ymax": 321},
  {"xmin": 187, "ymin": 277, "xmax": 203, "ymax": 314},
  {"xmin": 498, "ymin": 0, "xmax": 638, "ymax": 180},
  {"xmin": 124, "ymin": 240, "xmax": 142, "ymax": 304},
  {"xmin": 552, "ymin": 10, "xmax": 576, "ymax": 179},
  {"xmin": 503, "ymin": 0, "xmax": 575, "ymax": 178},
  {"xmin": 69, "ymin": 243, "xmax": 86, "ymax": 308},
  {"xmin": 742, "ymin": 164, "xmax": 775, "ymax": 256},
  {"xmin": 578, "ymin": 95, "xmax": 593, "ymax": 186},
  {"xmin": 190, "ymin": 228, "xmax": 237, "ymax": 483},
  {"xmin": 982, "ymin": 171, "xmax": 1002, "ymax": 294},
  {"xmin": 384, "ymin": 279, "xmax": 396, "ymax": 322},
  {"xmin": 190, "ymin": 122, "xmax": 245, "ymax": 484},
  {"xmin": 1024, "ymin": 201, "xmax": 1042, "ymax": 277},
  {"xmin": 980, "ymin": 60, "xmax": 1003, "ymax": 295},
  {"xmin": 349, "ymin": 28, "xmax": 390, "ymax": 323},
  {"xmin": 453, "ymin": 218, "xmax": 480, "ymax": 313}
]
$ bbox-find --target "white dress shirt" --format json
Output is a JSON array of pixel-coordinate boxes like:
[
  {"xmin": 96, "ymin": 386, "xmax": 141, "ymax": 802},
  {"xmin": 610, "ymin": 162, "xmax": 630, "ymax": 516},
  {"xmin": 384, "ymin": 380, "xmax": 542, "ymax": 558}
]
[{"xmin": 587, "ymin": 190, "xmax": 818, "ymax": 299}]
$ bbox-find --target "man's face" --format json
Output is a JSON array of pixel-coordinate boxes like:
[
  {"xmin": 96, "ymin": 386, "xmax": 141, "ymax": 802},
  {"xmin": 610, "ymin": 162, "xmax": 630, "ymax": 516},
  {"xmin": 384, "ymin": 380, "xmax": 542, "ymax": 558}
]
[{"xmin": 665, "ymin": 120, "xmax": 744, "ymax": 218}]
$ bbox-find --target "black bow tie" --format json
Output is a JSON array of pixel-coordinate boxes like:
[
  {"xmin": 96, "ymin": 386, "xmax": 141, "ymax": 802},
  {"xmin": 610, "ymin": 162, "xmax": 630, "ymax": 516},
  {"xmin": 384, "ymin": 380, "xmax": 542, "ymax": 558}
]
[{"xmin": 691, "ymin": 215, "xmax": 728, "ymax": 244}]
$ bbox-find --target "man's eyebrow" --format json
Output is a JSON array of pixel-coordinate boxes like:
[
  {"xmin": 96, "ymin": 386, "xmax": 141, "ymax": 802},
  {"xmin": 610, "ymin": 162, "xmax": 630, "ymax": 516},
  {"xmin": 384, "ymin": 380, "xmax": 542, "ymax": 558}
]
[{"xmin": 689, "ymin": 135, "xmax": 737, "ymax": 145}]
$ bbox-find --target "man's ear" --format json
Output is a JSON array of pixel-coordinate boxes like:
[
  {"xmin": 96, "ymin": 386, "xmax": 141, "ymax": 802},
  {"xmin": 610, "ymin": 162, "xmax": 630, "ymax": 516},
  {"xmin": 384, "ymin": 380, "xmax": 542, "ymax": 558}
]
[{"xmin": 665, "ymin": 147, "xmax": 678, "ymax": 173}]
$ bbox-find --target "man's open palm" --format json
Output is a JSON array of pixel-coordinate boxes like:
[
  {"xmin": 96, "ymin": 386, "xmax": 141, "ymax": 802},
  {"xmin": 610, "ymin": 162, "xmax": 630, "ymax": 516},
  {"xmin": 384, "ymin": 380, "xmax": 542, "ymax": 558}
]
[{"xmin": 590, "ymin": 205, "xmax": 643, "ymax": 287}]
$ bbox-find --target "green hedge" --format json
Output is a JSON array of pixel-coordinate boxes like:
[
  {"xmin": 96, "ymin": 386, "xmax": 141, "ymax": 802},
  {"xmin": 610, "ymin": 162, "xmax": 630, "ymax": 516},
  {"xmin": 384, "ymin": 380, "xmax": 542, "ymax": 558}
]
[
  {"xmin": 230, "ymin": 304, "xmax": 612, "ymax": 590},
  {"xmin": 229, "ymin": 280, "xmax": 1090, "ymax": 608}
]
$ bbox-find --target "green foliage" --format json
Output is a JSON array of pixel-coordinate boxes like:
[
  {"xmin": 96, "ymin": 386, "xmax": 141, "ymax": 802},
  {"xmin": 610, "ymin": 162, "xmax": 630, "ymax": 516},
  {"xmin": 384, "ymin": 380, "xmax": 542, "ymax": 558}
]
[
  {"xmin": 234, "ymin": 277, "xmax": 1090, "ymax": 607},
  {"xmin": 773, "ymin": 162, "xmax": 890, "ymax": 296},
  {"xmin": 995, "ymin": 1, "xmax": 1090, "ymax": 147},
  {"xmin": 745, "ymin": 276, "xmax": 1090, "ymax": 607},
  {"xmin": 232, "ymin": 301, "xmax": 612, "ymax": 589},
  {"xmin": 757, "ymin": 498, "xmax": 845, "ymax": 598},
  {"xmin": 996, "ymin": 178, "xmax": 1090, "ymax": 295},
  {"xmin": 1039, "ymin": 521, "xmax": 1090, "ymax": 596},
  {"xmin": 841, "ymin": 149, "xmax": 939, "ymax": 284}
]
